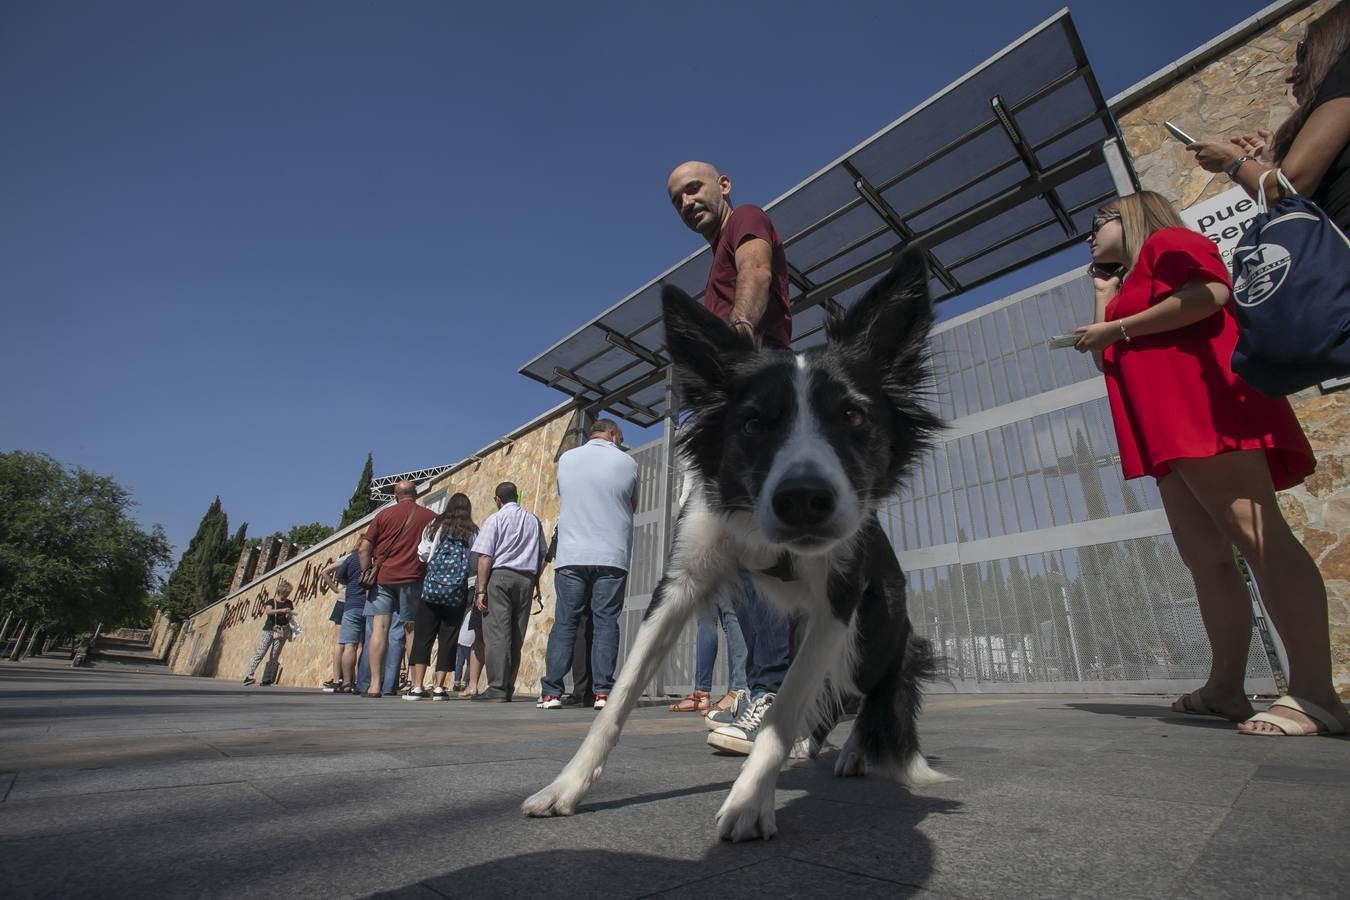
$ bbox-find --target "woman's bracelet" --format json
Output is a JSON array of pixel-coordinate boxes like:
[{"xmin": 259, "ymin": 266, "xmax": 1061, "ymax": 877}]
[{"xmin": 1118, "ymin": 320, "xmax": 1131, "ymax": 343}]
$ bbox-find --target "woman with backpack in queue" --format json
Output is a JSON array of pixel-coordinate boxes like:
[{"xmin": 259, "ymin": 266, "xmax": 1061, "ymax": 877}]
[
  {"xmin": 1187, "ymin": 1, "xmax": 1350, "ymax": 231},
  {"xmin": 1072, "ymin": 191, "xmax": 1349, "ymax": 737},
  {"xmin": 405, "ymin": 493, "xmax": 480, "ymax": 700}
]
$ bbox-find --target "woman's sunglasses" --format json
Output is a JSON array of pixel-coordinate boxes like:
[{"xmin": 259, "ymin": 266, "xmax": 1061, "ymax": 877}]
[
  {"xmin": 1296, "ymin": 40, "xmax": 1306, "ymax": 65},
  {"xmin": 1089, "ymin": 212, "xmax": 1121, "ymax": 239}
]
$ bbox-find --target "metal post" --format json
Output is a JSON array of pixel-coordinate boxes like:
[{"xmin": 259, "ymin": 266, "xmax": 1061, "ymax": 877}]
[
  {"xmin": 648, "ymin": 367, "xmax": 679, "ymax": 699},
  {"xmin": 22, "ymin": 628, "xmax": 42, "ymax": 659},
  {"xmin": 0, "ymin": 613, "xmax": 12, "ymax": 649},
  {"xmin": 1060, "ymin": 586, "xmax": 1084, "ymax": 684},
  {"xmin": 1101, "ymin": 137, "xmax": 1138, "ymax": 197},
  {"xmin": 7, "ymin": 621, "xmax": 26, "ymax": 661}
]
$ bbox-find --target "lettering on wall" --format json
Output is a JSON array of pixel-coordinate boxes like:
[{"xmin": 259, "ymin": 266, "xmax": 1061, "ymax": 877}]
[{"xmin": 221, "ymin": 549, "xmax": 350, "ymax": 629}]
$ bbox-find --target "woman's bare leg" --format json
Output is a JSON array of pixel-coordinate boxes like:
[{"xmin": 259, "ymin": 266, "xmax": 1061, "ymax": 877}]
[{"xmin": 1172, "ymin": 452, "xmax": 1350, "ymax": 734}]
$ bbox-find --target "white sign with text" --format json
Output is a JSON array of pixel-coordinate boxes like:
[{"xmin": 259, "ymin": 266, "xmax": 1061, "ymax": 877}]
[{"xmin": 1179, "ymin": 186, "xmax": 1257, "ymax": 268}]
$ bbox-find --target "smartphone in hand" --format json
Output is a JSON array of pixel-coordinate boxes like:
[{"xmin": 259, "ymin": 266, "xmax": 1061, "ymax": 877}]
[
  {"xmin": 1164, "ymin": 120, "xmax": 1195, "ymax": 144},
  {"xmin": 1047, "ymin": 333, "xmax": 1081, "ymax": 350}
]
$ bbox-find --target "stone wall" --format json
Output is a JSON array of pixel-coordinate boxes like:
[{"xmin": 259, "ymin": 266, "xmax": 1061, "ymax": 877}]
[
  {"xmin": 1115, "ymin": 0, "xmax": 1350, "ymax": 695},
  {"xmin": 170, "ymin": 404, "xmax": 582, "ymax": 693}
]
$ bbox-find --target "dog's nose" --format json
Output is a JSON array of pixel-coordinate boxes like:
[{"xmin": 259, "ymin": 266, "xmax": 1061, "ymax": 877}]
[{"xmin": 771, "ymin": 476, "xmax": 837, "ymax": 529}]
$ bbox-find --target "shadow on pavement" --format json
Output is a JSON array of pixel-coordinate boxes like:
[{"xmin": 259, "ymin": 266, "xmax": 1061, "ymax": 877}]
[{"xmin": 1060, "ymin": 702, "xmax": 1241, "ymax": 729}]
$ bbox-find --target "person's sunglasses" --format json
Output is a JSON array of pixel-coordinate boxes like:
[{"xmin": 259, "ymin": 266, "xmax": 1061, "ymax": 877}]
[
  {"xmin": 1296, "ymin": 40, "xmax": 1306, "ymax": 65},
  {"xmin": 1089, "ymin": 212, "xmax": 1121, "ymax": 239}
]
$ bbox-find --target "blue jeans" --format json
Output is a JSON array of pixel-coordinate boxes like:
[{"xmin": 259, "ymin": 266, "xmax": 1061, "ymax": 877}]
[
  {"xmin": 541, "ymin": 565, "xmax": 627, "ymax": 697},
  {"xmin": 694, "ymin": 601, "xmax": 748, "ymax": 694},
  {"xmin": 355, "ymin": 613, "xmax": 406, "ymax": 695},
  {"xmin": 737, "ymin": 572, "xmax": 790, "ymax": 699}
]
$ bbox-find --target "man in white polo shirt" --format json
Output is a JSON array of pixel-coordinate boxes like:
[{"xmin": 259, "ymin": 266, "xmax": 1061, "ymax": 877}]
[{"xmin": 537, "ymin": 418, "xmax": 638, "ymax": 711}]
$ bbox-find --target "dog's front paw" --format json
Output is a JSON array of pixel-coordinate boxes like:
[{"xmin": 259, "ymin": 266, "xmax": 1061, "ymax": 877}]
[
  {"xmin": 833, "ymin": 732, "xmax": 865, "ymax": 777},
  {"xmin": 522, "ymin": 775, "xmax": 585, "ymax": 818},
  {"xmin": 716, "ymin": 787, "xmax": 777, "ymax": 842}
]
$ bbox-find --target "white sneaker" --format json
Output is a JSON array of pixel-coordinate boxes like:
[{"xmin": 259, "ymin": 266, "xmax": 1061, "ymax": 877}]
[
  {"xmin": 593, "ymin": 695, "xmax": 608, "ymax": 710},
  {"xmin": 537, "ymin": 695, "xmax": 563, "ymax": 709},
  {"xmin": 707, "ymin": 692, "xmax": 774, "ymax": 755},
  {"xmin": 705, "ymin": 689, "xmax": 749, "ymax": 731}
]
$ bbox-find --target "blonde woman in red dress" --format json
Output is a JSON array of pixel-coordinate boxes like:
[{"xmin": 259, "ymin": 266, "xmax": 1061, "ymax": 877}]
[{"xmin": 1073, "ymin": 190, "xmax": 1349, "ymax": 737}]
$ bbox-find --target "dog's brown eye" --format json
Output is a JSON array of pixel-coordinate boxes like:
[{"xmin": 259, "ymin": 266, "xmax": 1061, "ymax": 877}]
[{"xmin": 844, "ymin": 408, "xmax": 866, "ymax": 429}]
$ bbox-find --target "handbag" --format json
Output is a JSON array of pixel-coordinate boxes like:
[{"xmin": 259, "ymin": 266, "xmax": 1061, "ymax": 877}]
[
  {"xmin": 1229, "ymin": 169, "xmax": 1350, "ymax": 396},
  {"xmin": 360, "ymin": 507, "xmax": 417, "ymax": 588}
]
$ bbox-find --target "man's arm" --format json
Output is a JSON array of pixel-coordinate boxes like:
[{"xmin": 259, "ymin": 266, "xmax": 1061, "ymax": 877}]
[
  {"xmin": 322, "ymin": 561, "xmax": 342, "ymax": 592},
  {"xmin": 358, "ymin": 539, "xmax": 373, "ymax": 572},
  {"xmin": 475, "ymin": 554, "xmax": 492, "ymax": 612},
  {"xmin": 731, "ymin": 237, "xmax": 773, "ymax": 339}
]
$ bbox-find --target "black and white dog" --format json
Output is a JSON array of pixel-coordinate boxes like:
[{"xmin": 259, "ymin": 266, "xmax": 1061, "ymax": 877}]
[{"xmin": 523, "ymin": 246, "xmax": 947, "ymax": 842}]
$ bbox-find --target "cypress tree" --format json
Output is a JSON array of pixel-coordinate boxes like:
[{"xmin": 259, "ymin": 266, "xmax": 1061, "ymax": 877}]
[
  {"xmin": 338, "ymin": 454, "xmax": 375, "ymax": 529},
  {"xmin": 162, "ymin": 497, "xmax": 236, "ymax": 621}
]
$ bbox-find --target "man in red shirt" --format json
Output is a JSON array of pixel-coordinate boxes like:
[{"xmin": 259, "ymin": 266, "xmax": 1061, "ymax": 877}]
[
  {"xmin": 358, "ymin": 480, "xmax": 436, "ymax": 697},
  {"xmin": 666, "ymin": 161, "xmax": 794, "ymax": 754},
  {"xmin": 666, "ymin": 160, "xmax": 792, "ymax": 349}
]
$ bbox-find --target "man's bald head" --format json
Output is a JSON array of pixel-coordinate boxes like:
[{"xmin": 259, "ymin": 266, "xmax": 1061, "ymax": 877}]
[
  {"xmin": 393, "ymin": 480, "xmax": 418, "ymax": 500},
  {"xmin": 668, "ymin": 161, "xmax": 732, "ymax": 241}
]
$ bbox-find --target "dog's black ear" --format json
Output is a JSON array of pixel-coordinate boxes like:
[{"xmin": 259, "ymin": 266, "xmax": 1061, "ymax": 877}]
[
  {"xmin": 661, "ymin": 285, "xmax": 753, "ymax": 408},
  {"xmin": 825, "ymin": 244, "xmax": 933, "ymax": 373}
]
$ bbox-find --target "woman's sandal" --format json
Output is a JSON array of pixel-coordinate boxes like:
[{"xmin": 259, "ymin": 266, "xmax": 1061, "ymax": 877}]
[
  {"xmin": 669, "ymin": 690, "xmax": 710, "ymax": 712},
  {"xmin": 708, "ymin": 691, "xmax": 738, "ymax": 715},
  {"xmin": 1241, "ymin": 695, "xmax": 1348, "ymax": 736},
  {"xmin": 1170, "ymin": 689, "xmax": 1251, "ymax": 722}
]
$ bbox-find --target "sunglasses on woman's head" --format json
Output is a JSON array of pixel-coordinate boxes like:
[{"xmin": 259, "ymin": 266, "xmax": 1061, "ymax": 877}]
[{"xmin": 1296, "ymin": 40, "xmax": 1306, "ymax": 64}]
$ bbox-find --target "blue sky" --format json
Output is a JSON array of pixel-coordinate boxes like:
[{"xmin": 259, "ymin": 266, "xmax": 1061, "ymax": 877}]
[{"xmin": 1, "ymin": 0, "xmax": 1276, "ymax": 561}]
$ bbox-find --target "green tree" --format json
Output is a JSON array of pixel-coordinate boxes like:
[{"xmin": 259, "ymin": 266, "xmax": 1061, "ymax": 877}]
[
  {"xmin": 161, "ymin": 496, "xmax": 237, "ymax": 621},
  {"xmin": 338, "ymin": 453, "xmax": 375, "ymax": 529},
  {"xmin": 287, "ymin": 522, "xmax": 335, "ymax": 548},
  {"xmin": 0, "ymin": 451, "xmax": 171, "ymax": 632}
]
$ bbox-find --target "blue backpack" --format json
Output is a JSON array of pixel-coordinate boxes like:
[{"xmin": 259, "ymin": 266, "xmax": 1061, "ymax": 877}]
[
  {"xmin": 1229, "ymin": 170, "xmax": 1350, "ymax": 396},
  {"xmin": 422, "ymin": 533, "xmax": 469, "ymax": 607}
]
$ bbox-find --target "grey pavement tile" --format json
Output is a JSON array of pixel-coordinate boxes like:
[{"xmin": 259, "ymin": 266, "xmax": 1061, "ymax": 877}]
[
  {"xmin": 643, "ymin": 856, "xmax": 935, "ymax": 898},
  {"xmin": 1172, "ymin": 779, "xmax": 1350, "ymax": 899},
  {"xmin": 958, "ymin": 745, "xmax": 1260, "ymax": 808},
  {"xmin": 0, "ymin": 771, "xmax": 14, "ymax": 801},
  {"xmin": 789, "ymin": 782, "xmax": 1227, "ymax": 899},
  {"xmin": 368, "ymin": 886, "xmax": 451, "ymax": 900},
  {"xmin": 7, "ymin": 749, "xmax": 414, "ymax": 800},
  {"xmin": 1252, "ymin": 760, "xmax": 1350, "ymax": 785},
  {"xmin": 0, "ymin": 781, "xmax": 279, "ymax": 841}
]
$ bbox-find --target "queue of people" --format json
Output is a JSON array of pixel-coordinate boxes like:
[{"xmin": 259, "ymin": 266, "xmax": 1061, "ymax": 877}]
[{"xmin": 242, "ymin": 2, "xmax": 1350, "ymax": 742}]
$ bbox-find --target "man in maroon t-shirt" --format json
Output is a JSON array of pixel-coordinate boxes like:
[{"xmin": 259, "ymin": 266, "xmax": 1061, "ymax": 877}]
[
  {"xmin": 665, "ymin": 160, "xmax": 794, "ymax": 756},
  {"xmin": 358, "ymin": 480, "xmax": 436, "ymax": 697},
  {"xmin": 666, "ymin": 160, "xmax": 792, "ymax": 349}
]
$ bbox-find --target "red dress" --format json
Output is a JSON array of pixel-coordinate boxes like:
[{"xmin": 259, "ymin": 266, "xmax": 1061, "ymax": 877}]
[{"xmin": 1102, "ymin": 227, "xmax": 1315, "ymax": 489}]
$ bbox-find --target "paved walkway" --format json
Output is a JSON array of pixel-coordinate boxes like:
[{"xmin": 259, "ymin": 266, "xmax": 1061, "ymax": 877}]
[{"xmin": 1, "ymin": 658, "xmax": 1347, "ymax": 899}]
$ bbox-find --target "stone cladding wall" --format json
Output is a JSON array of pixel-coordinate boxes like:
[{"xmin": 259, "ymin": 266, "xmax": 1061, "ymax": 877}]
[{"xmin": 1116, "ymin": 0, "xmax": 1350, "ymax": 694}]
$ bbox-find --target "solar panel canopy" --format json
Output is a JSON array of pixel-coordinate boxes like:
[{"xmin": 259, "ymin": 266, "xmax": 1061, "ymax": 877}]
[{"xmin": 520, "ymin": 8, "xmax": 1132, "ymax": 428}]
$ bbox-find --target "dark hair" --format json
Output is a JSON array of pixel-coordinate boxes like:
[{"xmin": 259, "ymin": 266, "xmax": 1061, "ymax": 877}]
[
  {"xmin": 495, "ymin": 482, "xmax": 518, "ymax": 504},
  {"xmin": 590, "ymin": 418, "xmax": 621, "ymax": 438},
  {"xmin": 430, "ymin": 492, "xmax": 478, "ymax": 545},
  {"xmin": 1273, "ymin": 2, "xmax": 1350, "ymax": 162}
]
